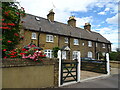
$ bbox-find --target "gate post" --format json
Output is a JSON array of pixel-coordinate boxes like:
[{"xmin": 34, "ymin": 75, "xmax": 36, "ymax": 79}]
[
  {"xmin": 77, "ymin": 52, "xmax": 81, "ymax": 82},
  {"xmin": 106, "ymin": 53, "xmax": 110, "ymax": 75},
  {"xmin": 57, "ymin": 50, "xmax": 62, "ymax": 87}
]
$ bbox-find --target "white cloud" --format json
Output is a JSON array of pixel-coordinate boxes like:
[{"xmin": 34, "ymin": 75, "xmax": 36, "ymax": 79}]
[
  {"xmin": 76, "ymin": 16, "xmax": 93, "ymax": 27},
  {"xmin": 98, "ymin": 12, "xmax": 106, "ymax": 15},
  {"xmin": 104, "ymin": 8, "xmax": 110, "ymax": 11},
  {"xmin": 106, "ymin": 14, "xmax": 118, "ymax": 24},
  {"xmin": 95, "ymin": 27, "xmax": 118, "ymax": 51}
]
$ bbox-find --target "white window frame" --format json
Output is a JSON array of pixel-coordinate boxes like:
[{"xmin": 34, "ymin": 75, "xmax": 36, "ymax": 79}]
[
  {"xmin": 73, "ymin": 51, "xmax": 79, "ymax": 60},
  {"xmin": 46, "ymin": 34, "xmax": 54, "ymax": 42},
  {"xmin": 102, "ymin": 43, "xmax": 105, "ymax": 48},
  {"xmin": 82, "ymin": 42, "xmax": 85, "ymax": 46},
  {"xmin": 62, "ymin": 51, "xmax": 66, "ymax": 59},
  {"xmin": 65, "ymin": 37, "xmax": 68, "ymax": 43},
  {"xmin": 44, "ymin": 49, "xmax": 52, "ymax": 58},
  {"xmin": 96, "ymin": 42, "xmax": 98, "ymax": 47},
  {"xmin": 74, "ymin": 39, "xmax": 79, "ymax": 45},
  {"xmin": 88, "ymin": 51, "xmax": 92, "ymax": 58},
  {"xmin": 88, "ymin": 41, "xmax": 92, "ymax": 47},
  {"xmin": 31, "ymin": 33, "xmax": 37, "ymax": 39}
]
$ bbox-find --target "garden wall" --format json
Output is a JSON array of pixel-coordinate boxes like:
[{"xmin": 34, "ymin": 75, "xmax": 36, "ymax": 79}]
[{"xmin": 2, "ymin": 58, "xmax": 59, "ymax": 88}]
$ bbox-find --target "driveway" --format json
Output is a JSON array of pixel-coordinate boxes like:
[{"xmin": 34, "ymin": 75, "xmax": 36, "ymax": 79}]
[{"xmin": 61, "ymin": 68, "xmax": 120, "ymax": 88}]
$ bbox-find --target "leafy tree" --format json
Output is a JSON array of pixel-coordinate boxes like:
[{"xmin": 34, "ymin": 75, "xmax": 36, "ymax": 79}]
[
  {"xmin": 52, "ymin": 47, "xmax": 60, "ymax": 58},
  {"xmin": 1, "ymin": 2, "xmax": 25, "ymax": 57}
]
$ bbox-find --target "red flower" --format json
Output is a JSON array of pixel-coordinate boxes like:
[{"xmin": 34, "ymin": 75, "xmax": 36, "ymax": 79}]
[
  {"xmin": 2, "ymin": 19, "xmax": 5, "ymax": 21},
  {"xmin": 20, "ymin": 53, "xmax": 26, "ymax": 55},
  {"xmin": 7, "ymin": 40, "xmax": 12, "ymax": 43},
  {"xmin": 14, "ymin": 33, "xmax": 19, "ymax": 36},
  {"xmin": 10, "ymin": 56, "xmax": 16, "ymax": 58},
  {"xmin": 2, "ymin": 23, "xmax": 7, "ymax": 26},
  {"xmin": 3, "ymin": 49, "xmax": 6, "ymax": 51},
  {"xmin": 31, "ymin": 45, "xmax": 35, "ymax": 47},
  {"xmin": 22, "ymin": 48, "xmax": 26, "ymax": 51},
  {"xmin": 4, "ymin": 11, "xmax": 10, "ymax": 16},
  {"xmin": 4, "ymin": 56, "xmax": 7, "ymax": 59},
  {"xmin": 8, "ymin": 23, "xmax": 15, "ymax": 26},
  {"xmin": 0, "ymin": 27, "xmax": 11, "ymax": 29},
  {"xmin": 0, "ymin": 39, "xmax": 2, "ymax": 41}
]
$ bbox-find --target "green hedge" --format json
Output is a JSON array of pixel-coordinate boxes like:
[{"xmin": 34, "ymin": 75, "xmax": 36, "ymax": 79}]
[{"xmin": 109, "ymin": 52, "xmax": 120, "ymax": 61}]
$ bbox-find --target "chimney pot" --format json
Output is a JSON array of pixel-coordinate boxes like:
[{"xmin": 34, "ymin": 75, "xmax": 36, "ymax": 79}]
[
  {"xmin": 67, "ymin": 16, "xmax": 76, "ymax": 27},
  {"xmin": 47, "ymin": 9, "xmax": 55, "ymax": 22},
  {"xmin": 84, "ymin": 23, "xmax": 91, "ymax": 31}
]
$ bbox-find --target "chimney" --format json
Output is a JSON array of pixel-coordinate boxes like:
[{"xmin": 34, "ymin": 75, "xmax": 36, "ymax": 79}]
[
  {"xmin": 84, "ymin": 23, "xmax": 91, "ymax": 31},
  {"xmin": 67, "ymin": 16, "xmax": 76, "ymax": 27},
  {"xmin": 47, "ymin": 9, "xmax": 55, "ymax": 22}
]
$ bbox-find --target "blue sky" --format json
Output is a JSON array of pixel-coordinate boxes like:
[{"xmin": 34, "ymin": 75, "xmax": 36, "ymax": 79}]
[{"xmin": 18, "ymin": 0, "xmax": 119, "ymax": 51}]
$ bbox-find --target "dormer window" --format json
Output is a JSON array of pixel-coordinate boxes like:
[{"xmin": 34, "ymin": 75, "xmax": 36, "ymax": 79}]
[
  {"xmin": 31, "ymin": 33, "xmax": 37, "ymax": 39},
  {"xmin": 65, "ymin": 37, "xmax": 68, "ymax": 43},
  {"xmin": 102, "ymin": 43, "xmax": 105, "ymax": 48},
  {"xmin": 88, "ymin": 41, "xmax": 92, "ymax": 47}
]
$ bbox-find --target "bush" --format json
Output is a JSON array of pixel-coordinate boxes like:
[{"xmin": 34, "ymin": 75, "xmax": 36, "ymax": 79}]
[
  {"xmin": 52, "ymin": 47, "xmax": 60, "ymax": 58},
  {"xmin": 109, "ymin": 52, "xmax": 120, "ymax": 61}
]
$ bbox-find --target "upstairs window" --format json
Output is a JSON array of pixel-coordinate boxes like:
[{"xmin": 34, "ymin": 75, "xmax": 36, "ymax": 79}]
[
  {"xmin": 65, "ymin": 37, "xmax": 68, "ymax": 43},
  {"xmin": 88, "ymin": 51, "xmax": 92, "ymax": 58},
  {"xmin": 88, "ymin": 41, "xmax": 92, "ymax": 47},
  {"xmin": 74, "ymin": 39, "xmax": 79, "ymax": 45},
  {"xmin": 44, "ymin": 50, "xmax": 52, "ymax": 58},
  {"xmin": 31, "ymin": 33, "xmax": 37, "ymax": 39},
  {"xmin": 102, "ymin": 43, "xmax": 105, "ymax": 48},
  {"xmin": 46, "ymin": 35, "xmax": 54, "ymax": 42}
]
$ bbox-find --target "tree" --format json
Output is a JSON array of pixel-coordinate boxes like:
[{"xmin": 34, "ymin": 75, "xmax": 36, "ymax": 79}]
[
  {"xmin": 1, "ymin": 2, "xmax": 25, "ymax": 57},
  {"xmin": 52, "ymin": 47, "xmax": 60, "ymax": 58}
]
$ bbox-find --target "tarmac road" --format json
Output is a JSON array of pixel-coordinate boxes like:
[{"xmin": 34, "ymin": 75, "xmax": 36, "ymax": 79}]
[{"xmin": 61, "ymin": 69, "xmax": 120, "ymax": 88}]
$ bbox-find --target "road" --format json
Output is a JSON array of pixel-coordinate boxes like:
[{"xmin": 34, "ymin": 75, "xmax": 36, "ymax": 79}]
[{"xmin": 61, "ymin": 73, "xmax": 119, "ymax": 88}]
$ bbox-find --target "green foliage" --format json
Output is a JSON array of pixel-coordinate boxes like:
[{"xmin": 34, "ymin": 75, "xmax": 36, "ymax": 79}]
[
  {"xmin": 110, "ymin": 52, "xmax": 120, "ymax": 61},
  {"xmin": 1, "ymin": 2, "xmax": 25, "ymax": 57},
  {"xmin": 52, "ymin": 47, "xmax": 60, "ymax": 58}
]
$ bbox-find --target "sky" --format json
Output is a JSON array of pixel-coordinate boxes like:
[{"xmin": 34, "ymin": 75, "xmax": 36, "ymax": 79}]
[{"xmin": 17, "ymin": 0, "xmax": 119, "ymax": 51}]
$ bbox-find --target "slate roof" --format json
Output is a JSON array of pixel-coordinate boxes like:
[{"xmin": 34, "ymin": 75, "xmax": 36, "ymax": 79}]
[{"xmin": 21, "ymin": 14, "xmax": 111, "ymax": 44}]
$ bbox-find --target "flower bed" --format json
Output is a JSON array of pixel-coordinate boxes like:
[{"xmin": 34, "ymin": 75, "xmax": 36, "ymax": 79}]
[{"xmin": 3, "ymin": 44, "xmax": 46, "ymax": 63}]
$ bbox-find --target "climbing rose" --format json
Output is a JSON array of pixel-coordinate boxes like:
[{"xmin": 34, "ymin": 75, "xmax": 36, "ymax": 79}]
[{"xmin": 7, "ymin": 40, "xmax": 12, "ymax": 43}]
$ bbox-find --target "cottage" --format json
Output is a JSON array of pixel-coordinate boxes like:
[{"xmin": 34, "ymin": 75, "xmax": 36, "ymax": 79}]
[{"xmin": 18, "ymin": 10, "xmax": 111, "ymax": 60}]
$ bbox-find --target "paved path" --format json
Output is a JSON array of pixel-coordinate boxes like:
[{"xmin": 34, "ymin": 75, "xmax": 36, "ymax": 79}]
[{"xmin": 61, "ymin": 68, "xmax": 120, "ymax": 88}]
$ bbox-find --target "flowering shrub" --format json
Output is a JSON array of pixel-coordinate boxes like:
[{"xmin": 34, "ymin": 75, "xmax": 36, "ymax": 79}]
[
  {"xmin": 3, "ymin": 47, "xmax": 46, "ymax": 62},
  {"xmin": 1, "ymin": 2, "xmax": 26, "ymax": 57}
]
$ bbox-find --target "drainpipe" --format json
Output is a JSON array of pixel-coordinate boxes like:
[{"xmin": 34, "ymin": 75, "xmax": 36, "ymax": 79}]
[
  {"xmin": 68, "ymin": 32, "xmax": 71, "ymax": 59},
  {"xmin": 38, "ymin": 27, "xmax": 41, "ymax": 47}
]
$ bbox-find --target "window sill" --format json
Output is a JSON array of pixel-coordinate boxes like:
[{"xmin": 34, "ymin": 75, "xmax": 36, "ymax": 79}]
[
  {"xmin": 74, "ymin": 44, "xmax": 79, "ymax": 46},
  {"xmin": 31, "ymin": 38, "xmax": 37, "ymax": 40},
  {"xmin": 46, "ymin": 41, "xmax": 54, "ymax": 43}
]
